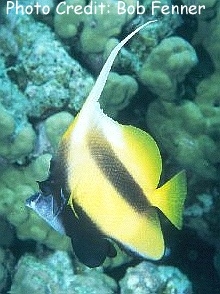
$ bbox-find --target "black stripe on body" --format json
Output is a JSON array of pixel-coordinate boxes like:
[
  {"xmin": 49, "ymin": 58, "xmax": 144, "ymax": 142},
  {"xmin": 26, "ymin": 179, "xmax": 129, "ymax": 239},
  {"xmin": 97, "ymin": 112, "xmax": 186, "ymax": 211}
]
[
  {"xmin": 88, "ymin": 133, "xmax": 150, "ymax": 213},
  {"xmin": 62, "ymin": 203, "xmax": 117, "ymax": 267}
]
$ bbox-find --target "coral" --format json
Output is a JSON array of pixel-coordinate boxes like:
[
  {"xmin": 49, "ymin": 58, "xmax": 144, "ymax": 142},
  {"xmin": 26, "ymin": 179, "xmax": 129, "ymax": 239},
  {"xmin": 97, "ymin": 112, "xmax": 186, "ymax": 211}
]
[
  {"xmin": 184, "ymin": 187, "xmax": 220, "ymax": 282},
  {"xmin": 0, "ymin": 154, "xmax": 71, "ymax": 251},
  {"xmin": 192, "ymin": 0, "xmax": 219, "ymax": 60},
  {"xmin": 54, "ymin": 0, "xmax": 86, "ymax": 39},
  {"xmin": 54, "ymin": 0, "xmax": 182, "ymax": 55},
  {"xmin": 0, "ymin": 47, "xmax": 80, "ymax": 251},
  {"xmin": 0, "ymin": 0, "xmax": 18, "ymax": 57},
  {"xmin": 54, "ymin": 0, "xmax": 135, "ymax": 54},
  {"xmin": 0, "ymin": 217, "xmax": 15, "ymax": 246},
  {"xmin": 120, "ymin": 262, "xmax": 163, "ymax": 294},
  {"xmin": 14, "ymin": 14, "xmax": 94, "ymax": 117},
  {"xmin": 138, "ymin": 37, "xmax": 198, "ymax": 101},
  {"xmin": 146, "ymin": 2, "xmax": 220, "ymax": 180},
  {"xmin": 0, "ymin": 55, "xmax": 36, "ymax": 163},
  {"xmin": 44, "ymin": 111, "xmax": 74, "ymax": 150},
  {"xmin": 0, "ymin": 102, "xmax": 36, "ymax": 163},
  {"xmin": 184, "ymin": 187, "xmax": 220, "ymax": 248},
  {"xmin": 10, "ymin": 251, "xmax": 117, "ymax": 294},
  {"xmin": 192, "ymin": 1, "xmax": 220, "ymax": 145},
  {"xmin": 101, "ymin": 1, "xmax": 182, "ymax": 76},
  {"xmin": 8, "ymin": 11, "xmax": 138, "ymax": 119},
  {"xmin": 157, "ymin": 265, "xmax": 193, "ymax": 294},
  {"xmin": 190, "ymin": 1, "xmax": 220, "ymax": 167},
  {"xmin": 0, "ymin": 247, "xmax": 15, "ymax": 293},
  {"xmin": 119, "ymin": 261, "xmax": 192, "ymax": 294},
  {"xmin": 0, "ymin": 25, "xmax": 18, "ymax": 57},
  {"xmin": 146, "ymin": 99, "xmax": 220, "ymax": 180},
  {"xmin": 100, "ymin": 72, "xmax": 138, "ymax": 117},
  {"xmin": 0, "ymin": 104, "xmax": 15, "ymax": 141},
  {"xmin": 79, "ymin": 0, "xmax": 135, "ymax": 53},
  {"xmin": 0, "ymin": 248, "xmax": 7, "ymax": 292},
  {"xmin": 54, "ymin": 0, "xmax": 183, "ymax": 116},
  {"xmin": 195, "ymin": 74, "xmax": 220, "ymax": 137}
]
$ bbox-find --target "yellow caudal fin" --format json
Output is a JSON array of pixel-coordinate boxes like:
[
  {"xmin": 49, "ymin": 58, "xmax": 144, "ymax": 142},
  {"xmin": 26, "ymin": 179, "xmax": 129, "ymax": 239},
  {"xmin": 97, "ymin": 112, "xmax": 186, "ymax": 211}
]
[{"xmin": 151, "ymin": 171, "xmax": 187, "ymax": 229}]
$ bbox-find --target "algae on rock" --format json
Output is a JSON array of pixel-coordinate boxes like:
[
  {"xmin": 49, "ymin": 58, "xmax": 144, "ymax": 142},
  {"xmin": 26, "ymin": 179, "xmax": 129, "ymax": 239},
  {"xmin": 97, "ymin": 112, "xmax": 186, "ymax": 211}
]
[
  {"xmin": 120, "ymin": 261, "xmax": 192, "ymax": 294},
  {"xmin": 10, "ymin": 251, "xmax": 117, "ymax": 294}
]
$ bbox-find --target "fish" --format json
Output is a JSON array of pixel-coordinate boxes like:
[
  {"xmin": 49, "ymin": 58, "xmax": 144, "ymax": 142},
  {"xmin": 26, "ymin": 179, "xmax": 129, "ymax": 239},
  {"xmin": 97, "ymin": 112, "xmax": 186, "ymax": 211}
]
[{"xmin": 26, "ymin": 20, "xmax": 187, "ymax": 267}]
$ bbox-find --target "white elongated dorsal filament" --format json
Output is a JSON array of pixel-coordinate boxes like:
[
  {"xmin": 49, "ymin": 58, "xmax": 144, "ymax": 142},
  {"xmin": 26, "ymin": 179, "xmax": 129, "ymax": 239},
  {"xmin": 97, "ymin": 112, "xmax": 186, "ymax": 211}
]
[{"xmin": 81, "ymin": 20, "xmax": 158, "ymax": 111}]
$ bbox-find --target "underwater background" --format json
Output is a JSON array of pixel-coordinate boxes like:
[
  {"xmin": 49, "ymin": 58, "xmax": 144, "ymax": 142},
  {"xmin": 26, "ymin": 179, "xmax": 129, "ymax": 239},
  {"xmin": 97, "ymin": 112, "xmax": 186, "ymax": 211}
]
[{"xmin": 0, "ymin": 0, "xmax": 220, "ymax": 293}]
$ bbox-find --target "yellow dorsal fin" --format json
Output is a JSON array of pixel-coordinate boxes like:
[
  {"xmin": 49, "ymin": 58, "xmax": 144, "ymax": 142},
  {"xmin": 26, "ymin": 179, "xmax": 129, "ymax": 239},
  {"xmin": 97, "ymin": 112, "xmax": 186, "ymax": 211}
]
[
  {"xmin": 151, "ymin": 171, "xmax": 187, "ymax": 229},
  {"xmin": 119, "ymin": 124, "xmax": 162, "ymax": 192}
]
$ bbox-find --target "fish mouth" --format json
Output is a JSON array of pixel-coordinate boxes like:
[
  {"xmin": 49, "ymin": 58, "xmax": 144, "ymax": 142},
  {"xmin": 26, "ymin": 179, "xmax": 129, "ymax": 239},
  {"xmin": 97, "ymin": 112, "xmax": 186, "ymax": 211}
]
[
  {"xmin": 26, "ymin": 191, "xmax": 62, "ymax": 218},
  {"xmin": 25, "ymin": 192, "xmax": 42, "ymax": 208}
]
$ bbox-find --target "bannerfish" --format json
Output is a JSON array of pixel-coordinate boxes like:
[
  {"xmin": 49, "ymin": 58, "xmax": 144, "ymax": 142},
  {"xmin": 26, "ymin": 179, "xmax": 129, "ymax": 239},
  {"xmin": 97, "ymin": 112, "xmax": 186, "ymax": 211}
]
[{"xmin": 26, "ymin": 20, "xmax": 187, "ymax": 267}]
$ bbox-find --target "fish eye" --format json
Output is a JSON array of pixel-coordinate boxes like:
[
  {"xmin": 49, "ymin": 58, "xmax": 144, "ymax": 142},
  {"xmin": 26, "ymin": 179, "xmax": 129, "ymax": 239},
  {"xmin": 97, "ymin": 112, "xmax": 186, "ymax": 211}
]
[{"xmin": 38, "ymin": 181, "xmax": 52, "ymax": 196}]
